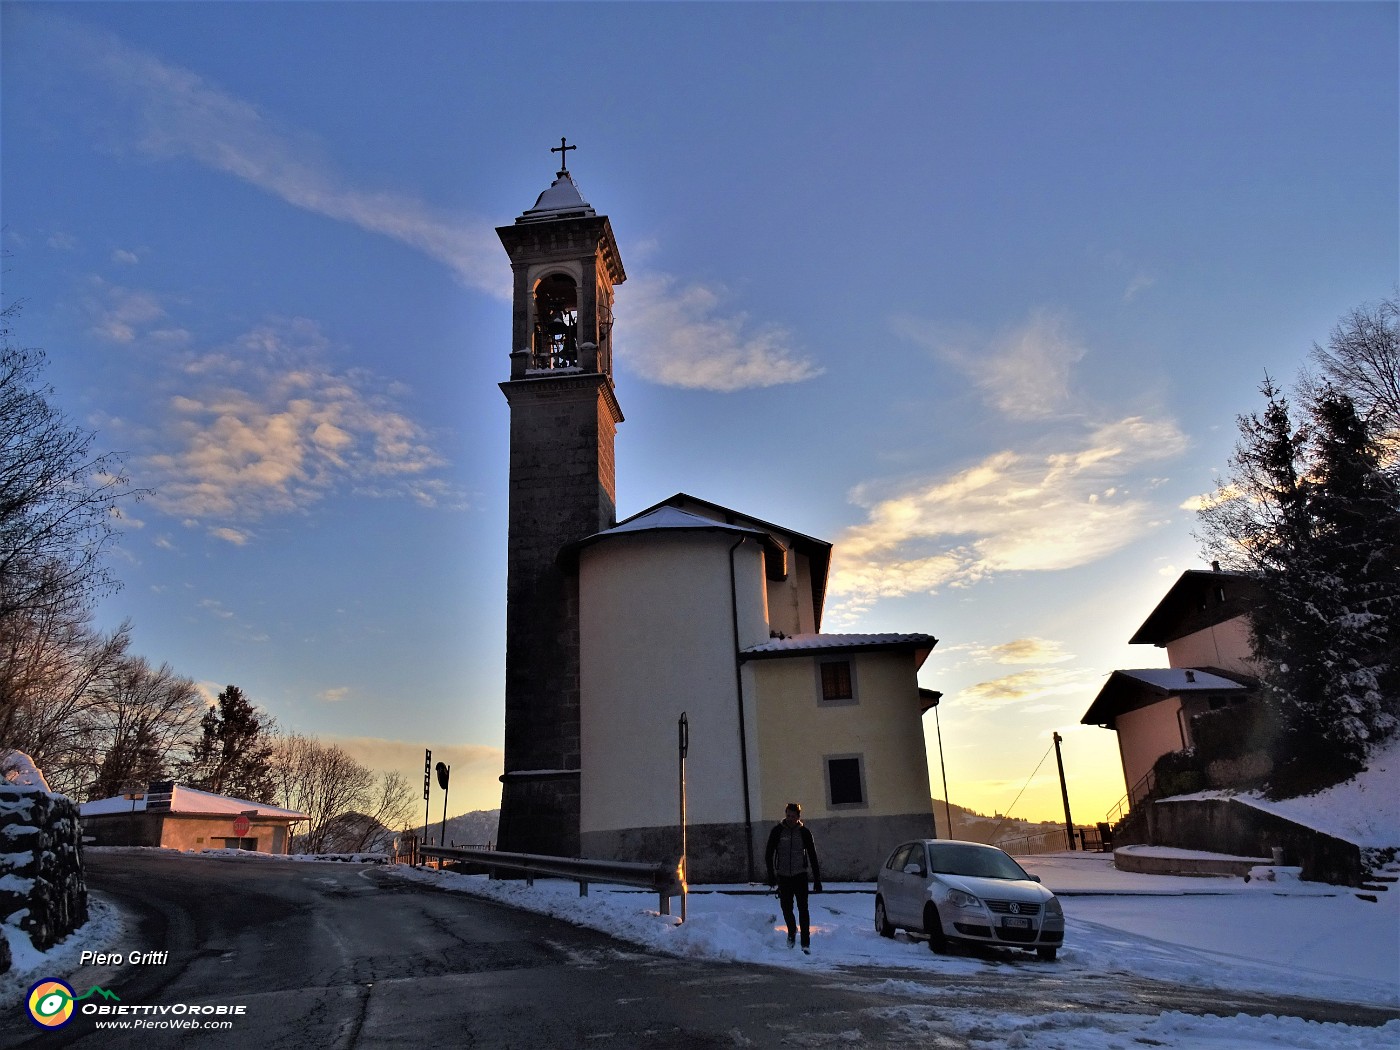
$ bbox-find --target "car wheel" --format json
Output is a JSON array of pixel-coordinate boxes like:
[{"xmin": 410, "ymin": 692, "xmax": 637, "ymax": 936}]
[
  {"xmin": 1037, "ymin": 946, "xmax": 1058, "ymax": 962},
  {"xmin": 874, "ymin": 897, "xmax": 895, "ymax": 938},
  {"xmin": 923, "ymin": 903, "xmax": 948, "ymax": 953}
]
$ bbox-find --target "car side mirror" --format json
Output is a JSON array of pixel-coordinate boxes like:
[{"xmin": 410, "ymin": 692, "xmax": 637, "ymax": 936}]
[
  {"xmin": 903, "ymin": 863, "xmax": 923, "ymax": 875},
  {"xmin": 1031, "ymin": 874, "xmax": 1041, "ymax": 883}
]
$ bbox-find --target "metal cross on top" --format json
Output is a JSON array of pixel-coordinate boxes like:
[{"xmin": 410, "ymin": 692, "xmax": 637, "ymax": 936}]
[{"xmin": 551, "ymin": 136, "xmax": 577, "ymax": 174}]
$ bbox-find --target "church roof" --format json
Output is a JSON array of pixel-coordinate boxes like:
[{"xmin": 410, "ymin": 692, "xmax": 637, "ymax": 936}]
[
  {"xmin": 516, "ymin": 170, "xmax": 597, "ymax": 223},
  {"xmin": 1080, "ymin": 667, "xmax": 1252, "ymax": 728},
  {"xmin": 742, "ymin": 632, "xmax": 938, "ymax": 670},
  {"xmin": 590, "ymin": 505, "xmax": 767, "ymax": 540}
]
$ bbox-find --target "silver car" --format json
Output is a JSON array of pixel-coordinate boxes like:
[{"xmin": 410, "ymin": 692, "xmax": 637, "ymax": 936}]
[{"xmin": 875, "ymin": 840, "xmax": 1064, "ymax": 961}]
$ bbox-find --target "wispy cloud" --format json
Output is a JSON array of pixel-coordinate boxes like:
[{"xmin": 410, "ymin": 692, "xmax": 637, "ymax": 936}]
[
  {"xmin": 95, "ymin": 308, "xmax": 463, "ymax": 534},
  {"xmin": 62, "ymin": 17, "xmax": 816, "ymax": 394},
  {"xmin": 618, "ymin": 274, "xmax": 823, "ymax": 392},
  {"xmin": 894, "ymin": 308, "xmax": 1087, "ymax": 420},
  {"xmin": 956, "ymin": 667, "xmax": 1097, "ymax": 712},
  {"xmin": 977, "ymin": 638, "xmax": 1075, "ymax": 666},
  {"xmin": 828, "ymin": 416, "xmax": 1189, "ymax": 615}
]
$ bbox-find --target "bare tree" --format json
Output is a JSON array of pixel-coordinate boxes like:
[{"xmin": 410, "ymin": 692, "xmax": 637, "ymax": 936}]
[
  {"xmin": 85, "ymin": 656, "xmax": 205, "ymax": 800},
  {"xmin": 0, "ymin": 608, "xmax": 130, "ymax": 797},
  {"xmin": 271, "ymin": 734, "xmax": 414, "ymax": 853},
  {"xmin": 1307, "ymin": 293, "xmax": 1399, "ymax": 463},
  {"xmin": 0, "ymin": 301, "xmax": 139, "ymax": 629}
]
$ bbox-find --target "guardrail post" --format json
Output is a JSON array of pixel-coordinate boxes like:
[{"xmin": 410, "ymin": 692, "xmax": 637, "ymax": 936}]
[
  {"xmin": 659, "ymin": 892, "xmax": 670, "ymax": 916},
  {"xmin": 579, "ymin": 880, "xmax": 588, "ymax": 898}
]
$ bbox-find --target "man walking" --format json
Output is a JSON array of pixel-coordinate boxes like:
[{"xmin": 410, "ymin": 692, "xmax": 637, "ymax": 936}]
[{"xmin": 765, "ymin": 802, "xmax": 822, "ymax": 953}]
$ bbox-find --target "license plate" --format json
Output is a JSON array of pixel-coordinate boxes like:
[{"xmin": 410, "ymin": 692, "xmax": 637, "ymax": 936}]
[{"xmin": 1001, "ymin": 916, "xmax": 1032, "ymax": 929}]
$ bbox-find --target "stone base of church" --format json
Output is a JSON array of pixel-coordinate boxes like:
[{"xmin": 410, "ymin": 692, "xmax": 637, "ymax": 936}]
[
  {"xmin": 582, "ymin": 811, "xmax": 938, "ymax": 883},
  {"xmin": 497, "ymin": 773, "xmax": 580, "ymax": 858}
]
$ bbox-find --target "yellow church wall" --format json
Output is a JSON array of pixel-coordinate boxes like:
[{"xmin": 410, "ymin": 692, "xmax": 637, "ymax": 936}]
[
  {"xmin": 751, "ymin": 652, "xmax": 933, "ymax": 822},
  {"xmin": 579, "ymin": 531, "xmax": 769, "ymax": 836}
]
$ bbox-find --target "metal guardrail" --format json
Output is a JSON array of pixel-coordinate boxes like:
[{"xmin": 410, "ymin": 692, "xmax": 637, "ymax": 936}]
[{"xmin": 419, "ymin": 844, "xmax": 686, "ymax": 917}]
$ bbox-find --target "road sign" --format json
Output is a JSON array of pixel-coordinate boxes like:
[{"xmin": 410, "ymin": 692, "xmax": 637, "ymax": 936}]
[{"xmin": 232, "ymin": 814, "xmax": 251, "ymax": 836}]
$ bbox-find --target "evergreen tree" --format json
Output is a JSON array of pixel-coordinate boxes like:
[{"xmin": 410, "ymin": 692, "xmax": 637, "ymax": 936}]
[
  {"xmin": 1299, "ymin": 388, "xmax": 1400, "ymax": 760},
  {"xmin": 181, "ymin": 685, "xmax": 277, "ymax": 802},
  {"xmin": 1200, "ymin": 374, "xmax": 1400, "ymax": 789}
]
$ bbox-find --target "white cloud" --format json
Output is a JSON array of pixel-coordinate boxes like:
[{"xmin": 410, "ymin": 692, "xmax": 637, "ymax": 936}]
[
  {"xmin": 617, "ymin": 274, "xmax": 823, "ymax": 392},
  {"xmin": 827, "ymin": 416, "xmax": 1189, "ymax": 614},
  {"xmin": 99, "ymin": 313, "xmax": 463, "ymax": 529},
  {"xmin": 63, "ymin": 20, "xmax": 813, "ymax": 394},
  {"xmin": 977, "ymin": 638, "xmax": 1075, "ymax": 666},
  {"xmin": 956, "ymin": 667, "xmax": 1098, "ymax": 712},
  {"xmin": 111, "ymin": 248, "xmax": 140, "ymax": 265},
  {"xmin": 895, "ymin": 307, "xmax": 1087, "ymax": 420},
  {"xmin": 72, "ymin": 25, "xmax": 505, "ymax": 296},
  {"xmin": 87, "ymin": 280, "xmax": 169, "ymax": 344}
]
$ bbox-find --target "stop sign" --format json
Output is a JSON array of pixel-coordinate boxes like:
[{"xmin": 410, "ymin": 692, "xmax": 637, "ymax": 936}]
[{"xmin": 232, "ymin": 814, "xmax": 251, "ymax": 836}]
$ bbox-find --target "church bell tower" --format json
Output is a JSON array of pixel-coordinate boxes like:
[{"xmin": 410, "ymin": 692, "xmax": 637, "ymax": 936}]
[{"xmin": 495, "ymin": 142, "xmax": 625, "ymax": 856}]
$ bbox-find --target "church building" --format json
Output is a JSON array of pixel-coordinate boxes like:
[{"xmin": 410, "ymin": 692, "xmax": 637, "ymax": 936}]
[{"xmin": 494, "ymin": 147, "xmax": 938, "ymax": 881}]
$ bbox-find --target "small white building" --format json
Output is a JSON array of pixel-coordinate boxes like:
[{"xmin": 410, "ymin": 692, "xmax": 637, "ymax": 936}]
[
  {"xmin": 80, "ymin": 782, "xmax": 308, "ymax": 854},
  {"xmin": 570, "ymin": 494, "xmax": 937, "ymax": 881}
]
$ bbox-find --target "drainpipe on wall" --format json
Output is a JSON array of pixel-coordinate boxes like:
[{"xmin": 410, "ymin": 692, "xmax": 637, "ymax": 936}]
[{"xmin": 728, "ymin": 536, "xmax": 756, "ymax": 883}]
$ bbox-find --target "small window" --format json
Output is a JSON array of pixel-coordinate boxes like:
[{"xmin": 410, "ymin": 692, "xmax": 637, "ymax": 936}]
[
  {"xmin": 818, "ymin": 659, "xmax": 856, "ymax": 704},
  {"xmin": 825, "ymin": 754, "xmax": 867, "ymax": 808}
]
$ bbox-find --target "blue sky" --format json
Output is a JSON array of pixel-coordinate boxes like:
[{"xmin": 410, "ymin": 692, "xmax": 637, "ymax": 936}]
[{"xmin": 3, "ymin": 2, "xmax": 1395, "ymax": 826}]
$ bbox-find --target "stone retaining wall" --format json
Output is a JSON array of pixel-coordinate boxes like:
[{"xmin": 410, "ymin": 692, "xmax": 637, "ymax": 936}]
[
  {"xmin": 1, "ymin": 782, "xmax": 88, "ymax": 971},
  {"xmin": 1145, "ymin": 795, "xmax": 1362, "ymax": 886}
]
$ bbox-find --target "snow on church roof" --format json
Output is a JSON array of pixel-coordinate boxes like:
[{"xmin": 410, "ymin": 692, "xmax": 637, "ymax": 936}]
[
  {"xmin": 516, "ymin": 170, "xmax": 596, "ymax": 223},
  {"xmin": 589, "ymin": 505, "xmax": 768, "ymax": 541},
  {"xmin": 80, "ymin": 784, "xmax": 308, "ymax": 821},
  {"xmin": 743, "ymin": 633, "xmax": 938, "ymax": 669}
]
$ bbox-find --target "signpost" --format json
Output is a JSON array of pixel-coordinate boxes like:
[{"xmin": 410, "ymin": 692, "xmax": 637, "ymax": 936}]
[
  {"xmin": 435, "ymin": 762, "xmax": 450, "ymax": 850},
  {"xmin": 678, "ymin": 712, "xmax": 689, "ymax": 922},
  {"xmin": 422, "ymin": 749, "xmax": 432, "ymax": 866}
]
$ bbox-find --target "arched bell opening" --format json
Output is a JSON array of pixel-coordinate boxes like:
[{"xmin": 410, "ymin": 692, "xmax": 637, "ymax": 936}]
[{"xmin": 532, "ymin": 273, "xmax": 579, "ymax": 370}]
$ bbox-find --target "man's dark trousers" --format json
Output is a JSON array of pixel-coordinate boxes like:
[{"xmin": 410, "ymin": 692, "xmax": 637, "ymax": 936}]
[{"xmin": 777, "ymin": 873, "xmax": 810, "ymax": 948}]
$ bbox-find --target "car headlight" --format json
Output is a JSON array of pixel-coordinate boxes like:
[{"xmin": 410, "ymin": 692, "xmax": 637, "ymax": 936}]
[
  {"xmin": 943, "ymin": 889, "xmax": 983, "ymax": 910},
  {"xmin": 1044, "ymin": 896, "xmax": 1064, "ymax": 920}
]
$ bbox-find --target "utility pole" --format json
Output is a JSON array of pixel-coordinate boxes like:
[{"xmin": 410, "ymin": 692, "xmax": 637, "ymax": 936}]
[{"xmin": 1053, "ymin": 732, "xmax": 1076, "ymax": 850}]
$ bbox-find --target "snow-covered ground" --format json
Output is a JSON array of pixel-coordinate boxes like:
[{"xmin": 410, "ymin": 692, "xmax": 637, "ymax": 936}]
[
  {"xmin": 5, "ymin": 744, "xmax": 1397, "ymax": 1046},
  {"xmin": 3, "ymin": 848, "xmax": 1397, "ymax": 1048},
  {"xmin": 383, "ymin": 850, "xmax": 1399, "ymax": 1048}
]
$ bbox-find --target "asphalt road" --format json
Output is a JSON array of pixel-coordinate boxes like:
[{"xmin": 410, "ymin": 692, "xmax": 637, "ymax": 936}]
[{"xmin": 5, "ymin": 852, "xmax": 1396, "ymax": 1048}]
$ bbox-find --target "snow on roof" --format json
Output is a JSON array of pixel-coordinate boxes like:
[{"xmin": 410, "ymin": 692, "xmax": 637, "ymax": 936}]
[
  {"xmin": 591, "ymin": 505, "xmax": 767, "ymax": 541},
  {"xmin": 1114, "ymin": 668, "xmax": 1249, "ymax": 693},
  {"xmin": 80, "ymin": 784, "xmax": 308, "ymax": 821},
  {"xmin": 517, "ymin": 171, "xmax": 595, "ymax": 222},
  {"xmin": 742, "ymin": 632, "xmax": 938, "ymax": 668}
]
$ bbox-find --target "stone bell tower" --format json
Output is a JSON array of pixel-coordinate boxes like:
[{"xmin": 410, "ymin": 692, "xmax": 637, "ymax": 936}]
[{"xmin": 495, "ymin": 142, "xmax": 626, "ymax": 857}]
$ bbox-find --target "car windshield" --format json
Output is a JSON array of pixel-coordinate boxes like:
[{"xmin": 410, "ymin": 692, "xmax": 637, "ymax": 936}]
[{"xmin": 926, "ymin": 843, "xmax": 1030, "ymax": 881}]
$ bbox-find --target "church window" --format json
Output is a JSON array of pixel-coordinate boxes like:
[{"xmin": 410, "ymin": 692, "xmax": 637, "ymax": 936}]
[
  {"xmin": 818, "ymin": 659, "xmax": 856, "ymax": 704},
  {"xmin": 532, "ymin": 273, "xmax": 579, "ymax": 370},
  {"xmin": 825, "ymin": 754, "xmax": 867, "ymax": 808}
]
